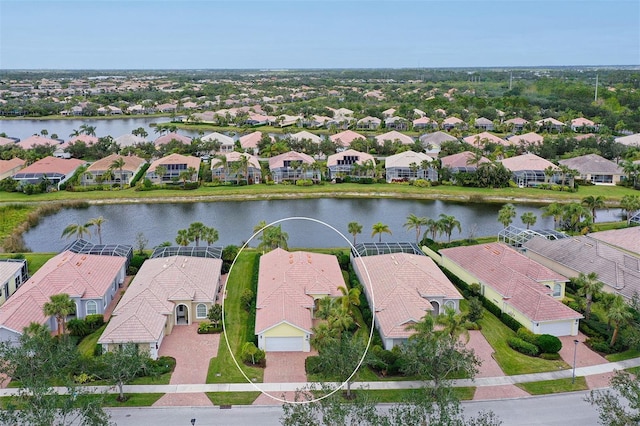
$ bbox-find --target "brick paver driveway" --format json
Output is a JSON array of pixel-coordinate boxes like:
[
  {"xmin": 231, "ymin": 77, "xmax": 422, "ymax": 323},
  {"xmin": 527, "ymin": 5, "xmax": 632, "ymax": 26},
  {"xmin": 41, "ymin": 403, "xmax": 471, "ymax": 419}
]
[
  {"xmin": 263, "ymin": 352, "xmax": 311, "ymax": 383},
  {"xmin": 558, "ymin": 333, "xmax": 607, "ymax": 368},
  {"xmin": 464, "ymin": 330, "xmax": 505, "ymax": 378},
  {"xmin": 158, "ymin": 323, "xmax": 220, "ymax": 384}
]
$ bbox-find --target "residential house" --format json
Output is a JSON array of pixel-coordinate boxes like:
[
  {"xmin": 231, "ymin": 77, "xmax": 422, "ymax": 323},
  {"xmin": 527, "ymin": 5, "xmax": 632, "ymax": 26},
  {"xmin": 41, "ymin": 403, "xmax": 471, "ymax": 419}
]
[
  {"xmin": 442, "ymin": 117, "xmax": 465, "ymax": 131},
  {"xmin": 384, "ymin": 116, "xmax": 409, "ymax": 131},
  {"xmin": 99, "ymin": 250, "xmax": 222, "ymax": 359},
  {"xmin": 0, "ymin": 157, "xmax": 26, "ymax": 180},
  {"xmin": 327, "ymin": 149, "xmax": 375, "ymax": 180},
  {"xmin": 0, "ymin": 241, "xmax": 131, "ymax": 345},
  {"xmin": 275, "ymin": 114, "xmax": 301, "ymax": 127},
  {"xmin": 211, "ymin": 151, "xmax": 262, "ymax": 184},
  {"xmin": 351, "ymin": 246, "xmax": 463, "ymax": 349},
  {"xmin": 239, "ymin": 131, "xmax": 265, "ymax": 155},
  {"xmin": 12, "ymin": 156, "xmax": 85, "ymax": 189},
  {"xmin": 500, "ymin": 153, "xmax": 558, "ymax": 187},
  {"xmin": 438, "ymin": 243, "xmax": 582, "ymax": 336},
  {"xmin": 154, "ymin": 132, "xmax": 192, "ymax": 147},
  {"xmin": 588, "ymin": 227, "xmax": 640, "ymax": 258},
  {"xmin": 289, "ymin": 131, "xmax": 322, "ymax": 145},
  {"xmin": 356, "ymin": 116, "xmax": 382, "ymax": 130},
  {"xmin": 440, "ymin": 151, "xmax": 491, "ymax": 174},
  {"xmin": 0, "ymin": 259, "xmax": 28, "ymax": 306},
  {"xmin": 474, "ymin": 117, "xmax": 494, "ymax": 131},
  {"xmin": 507, "ymin": 132, "xmax": 544, "ymax": 148},
  {"xmin": 146, "ymin": 153, "xmax": 200, "ymax": 184},
  {"xmin": 463, "ymin": 132, "xmax": 511, "ymax": 148},
  {"xmin": 114, "ymin": 133, "xmax": 147, "ymax": 148},
  {"xmin": 615, "ymin": 133, "xmax": 640, "ymax": 147},
  {"xmin": 382, "ymin": 108, "xmax": 396, "ymax": 118},
  {"xmin": 505, "ymin": 118, "xmax": 529, "ymax": 132},
  {"xmin": 81, "ymin": 154, "xmax": 146, "ymax": 186},
  {"xmin": 255, "ymin": 248, "xmax": 344, "ymax": 352},
  {"xmin": 412, "ymin": 116, "xmax": 438, "ymax": 130},
  {"xmin": 385, "ymin": 150, "xmax": 437, "ymax": 182},
  {"xmin": 16, "ymin": 135, "xmax": 61, "ymax": 150},
  {"xmin": 522, "ymin": 235, "xmax": 640, "ymax": 302},
  {"xmin": 419, "ymin": 131, "xmax": 458, "ymax": 157},
  {"xmin": 0, "ymin": 136, "xmax": 17, "ymax": 147},
  {"xmin": 571, "ymin": 117, "xmax": 598, "ymax": 132},
  {"xmin": 375, "ymin": 131, "xmax": 414, "ymax": 147},
  {"xmin": 202, "ymin": 132, "xmax": 235, "ymax": 153},
  {"xmin": 268, "ymin": 151, "xmax": 320, "ymax": 183},
  {"xmin": 536, "ymin": 117, "xmax": 565, "ymax": 132},
  {"xmin": 559, "ymin": 154, "xmax": 624, "ymax": 185},
  {"xmin": 329, "ymin": 130, "xmax": 367, "ymax": 151}
]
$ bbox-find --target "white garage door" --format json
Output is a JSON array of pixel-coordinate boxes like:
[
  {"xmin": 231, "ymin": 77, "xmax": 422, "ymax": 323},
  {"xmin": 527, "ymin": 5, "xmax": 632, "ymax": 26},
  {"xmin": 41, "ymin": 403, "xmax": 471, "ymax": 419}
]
[
  {"xmin": 265, "ymin": 337, "xmax": 303, "ymax": 352},
  {"xmin": 539, "ymin": 321, "xmax": 572, "ymax": 336}
]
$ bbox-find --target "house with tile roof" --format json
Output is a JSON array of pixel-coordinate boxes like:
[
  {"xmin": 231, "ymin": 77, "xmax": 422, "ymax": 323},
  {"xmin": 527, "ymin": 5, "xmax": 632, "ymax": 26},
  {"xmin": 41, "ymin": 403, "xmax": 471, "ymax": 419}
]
[
  {"xmin": 558, "ymin": 154, "xmax": 624, "ymax": 185},
  {"xmin": 614, "ymin": 133, "xmax": 640, "ymax": 147},
  {"xmin": 571, "ymin": 117, "xmax": 598, "ymax": 132},
  {"xmin": 352, "ymin": 251, "xmax": 463, "ymax": 349},
  {"xmin": 255, "ymin": 248, "xmax": 344, "ymax": 352},
  {"xmin": 385, "ymin": 150, "xmax": 437, "ymax": 182},
  {"xmin": 289, "ymin": 130, "xmax": 322, "ymax": 145},
  {"xmin": 505, "ymin": 117, "xmax": 529, "ymax": 132},
  {"xmin": 239, "ymin": 131, "xmax": 266, "ymax": 155},
  {"xmin": 0, "ymin": 136, "xmax": 17, "ymax": 147},
  {"xmin": 356, "ymin": 116, "xmax": 381, "ymax": 130},
  {"xmin": 327, "ymin": 149, "xmax": 375, "ymax": 180},
  {"xmin": 154, "ymin": 132, "xmax": 192, "ymax": 147},
  {"xmin": 99, "ymin": 254, "xmax": 222, "ymax": 359},
  {"xmin": 114, "ymin": 133, "xmax": 147, "ymax": 148},
  {"xmin": 500, "ymin": 153, "xmax": 558, "ymax": 187},
  {"xmin": 0, "ymin": 259, "xmax": 28, "ymax": 307},
  {"xmin": 0, "ymin": 157, "xmax": 26, "ymax": 180},
  {"xmin": 268, "ymin": 151, "xmax": 320, "ymax": 184},
  {"xmin": 81, "ymin": 154, "xmax": 146, "ymax": 186},
  {"xmin": 0, "ymin": 245, "xmax": 129, "ymax": 345},
  {"xmin": 463, "ymin": 132, "xmax": 511, "ymax": 148},
  {"xmin": 522, "ymin": 236, "xmax": 640, "ymax": 302},
  {"xmin": 588, "ymin": 227, "xmax": 640, "ymax": 258},
  {"xmin": 440, "ymin": 151, "xmax": 491, "ymax": 174},
  {"xmin": 329, "ymin": 130, "xmax": 367, "ymax": 150},
  {"xmin": 419, "ymin": 131, "xmax": 457, "ymax": 157},
  {"xmin": 507, "ymin": 132, "xmax": 544, "ymax": 147},
  {"xmin": 16, "ymin": 135, "xmax": 61, "ymax": 150},
  {"xmin": 438, "ymin": 243, "xmax": 581, "ymax": 336},
  {"xmin": 211, "ymin": 151, "xmax": 262, "ymax": 184},
  {"xmin": 474, "ymin": 117, "xmax": 494, "ymax": 131},
  {"xmin": 375, "ymin": 131, "xmax": 414, "ymax": 147},
  {"xmin": 442, "ymin": 116, "xmax": 466, "ymax": 131},
  {"xmin": 12, "ymin": 156, "xmax": 85, "ymax": 190},
  {"xmin": 536, "ymin": 117, "xmax": 565, "ymax": 132},
  {"xmin": 146, "ymin": 153, "xmax": 200, "ymax": 184},
  {"xmin": 202, "ymin": 132, "xmax": 235, "ymax": 153},
  {"xmin": 413, "ymin": 116, "xmax": 438, "ymax": 130},
  {"xmin": 384, "ymin": 116, "xmax": 409, "ymax": 131}
]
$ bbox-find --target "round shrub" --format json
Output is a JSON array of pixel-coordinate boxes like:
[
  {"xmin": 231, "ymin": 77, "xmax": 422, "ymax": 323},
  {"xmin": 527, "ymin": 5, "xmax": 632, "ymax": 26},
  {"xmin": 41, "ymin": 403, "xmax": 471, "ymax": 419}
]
[
  {"xmin": 536, "ymin": 334, "xmax": 562, "ymax": 354},
  {"xmin": 507, "ymin": 337, "xmax": 540, "ymax": 357}
]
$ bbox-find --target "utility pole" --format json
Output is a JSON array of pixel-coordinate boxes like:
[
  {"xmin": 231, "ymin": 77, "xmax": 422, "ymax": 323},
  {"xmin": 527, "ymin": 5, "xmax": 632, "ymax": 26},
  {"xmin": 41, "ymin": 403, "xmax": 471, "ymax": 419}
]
[
  {"xmin": 594, "ymin": 74, "xmax": 599, "ymax": 102},
  {"xmin": 509, "ymin": 71, "xmax": 513, "ymax": 90}
]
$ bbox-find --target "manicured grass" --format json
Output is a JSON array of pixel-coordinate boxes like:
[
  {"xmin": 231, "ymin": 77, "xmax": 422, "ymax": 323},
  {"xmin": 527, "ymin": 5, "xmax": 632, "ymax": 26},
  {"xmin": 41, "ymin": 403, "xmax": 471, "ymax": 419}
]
[
  {"xmin": 516, "ymin": 377, "xmax": 588, "ymax": 395},
  {"xmin": 77, "ymin": 325, "xmax": 106, "ymax": 358},
  {"xmin": 0, "ymin": 252, "xmax": 57, "ymax": 275},
  {"xmin": 101, "ymin": 393, "xmax": 164, "ymax": 407},
  {"xmin": 357, "ymin": 387, "xmax": 476, "ymax": 403},
  {"xmin": 626, "ymin": 366, "xmax": 640, "ymax": 375},
  {"xmin": 206, "ymin": 391, "xmax": 261, "ymax": 406},
  {"xmin": 606, "ymin": 349, "xmax": 640, "ymax": 362},
  {"xmin": 478, "ymin": 311, "xmax": 569, "ymax": 375},
  {"xmin": 206, "ymin": 251, "xmax": 264, "ymax": 384},
  {"xmin": 0, "ymin": 204, "xmax": 35, "ymax": 241}
]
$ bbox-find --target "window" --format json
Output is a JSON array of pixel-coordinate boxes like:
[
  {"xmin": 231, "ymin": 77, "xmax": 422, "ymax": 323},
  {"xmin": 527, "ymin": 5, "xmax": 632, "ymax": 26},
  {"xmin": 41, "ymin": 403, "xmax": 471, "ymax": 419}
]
[
  {"xmin": 553, "ymin": 284, "xmax": 562, "ymax": 297},
  {"xmin": 445, "ymin": 300, "xmax": 455, "ymax": 309},
  {"xmin": 196, "ymin": 303, "xmax": 207, "ymax": 319},
  {"xmin": 86, "ymin": 300, "xmax": 98, "ymax": 316}
]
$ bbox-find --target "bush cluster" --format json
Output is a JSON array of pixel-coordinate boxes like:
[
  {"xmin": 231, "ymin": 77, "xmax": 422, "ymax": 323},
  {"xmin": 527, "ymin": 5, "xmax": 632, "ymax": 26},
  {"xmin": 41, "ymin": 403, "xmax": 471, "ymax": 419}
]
[
  {"xmin": 507, "ymin": 337, "xmax": 540, "ymax": 357},
  {"xmin": 68, "ymin": 314, "xmax": 105, "ymax": 338},
  {"xmin": 197, "ymin": 322, "xmax": 222, "ymax": 334}
]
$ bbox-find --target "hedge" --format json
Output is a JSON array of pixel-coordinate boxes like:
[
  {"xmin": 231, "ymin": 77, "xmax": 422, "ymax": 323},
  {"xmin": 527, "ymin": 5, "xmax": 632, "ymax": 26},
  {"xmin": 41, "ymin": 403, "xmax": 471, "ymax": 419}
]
[
  {"xmin": 507, "ymin": 337, "xmax": 540, "ymax": 357},
  {"xmin": 130, "ymin": 163, "xmax": 150, "ymax": 187}
]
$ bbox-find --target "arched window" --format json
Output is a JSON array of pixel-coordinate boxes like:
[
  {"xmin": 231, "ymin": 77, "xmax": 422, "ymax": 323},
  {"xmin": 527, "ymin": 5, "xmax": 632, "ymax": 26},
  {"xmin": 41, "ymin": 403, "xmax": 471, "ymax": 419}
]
[
  {"xmin": 445, "ymin": 300, "xmax": 455, "ymax": 310},
  {"xmin": 86, "ymin": 300, "xmax": 98, "ymax": 316},
  {"xmin": 553, "ymin": 284, "xmax": 562, "ymax": 297},
  {"xmin": 196, "ymin": 303, "xmax": 207, "ymax": 319}
]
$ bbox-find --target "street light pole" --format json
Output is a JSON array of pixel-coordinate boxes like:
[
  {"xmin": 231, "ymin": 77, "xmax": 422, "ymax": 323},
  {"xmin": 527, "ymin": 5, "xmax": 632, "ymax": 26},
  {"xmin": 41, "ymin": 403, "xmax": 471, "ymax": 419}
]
[{"xmin": 572, "ymin": 339, "xmax": 579, "ymax": 384}]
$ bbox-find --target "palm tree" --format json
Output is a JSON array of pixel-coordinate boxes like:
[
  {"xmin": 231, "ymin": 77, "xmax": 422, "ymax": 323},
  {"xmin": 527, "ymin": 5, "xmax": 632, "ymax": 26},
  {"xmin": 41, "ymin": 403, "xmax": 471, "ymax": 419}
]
[
  {"xmin": 520, "ymin": 212, "xmax": 537, "ymax": 229},
  {"xmin": 187, "ymin": 222, "xmax": 207, "ymax": 247},
  {"xmin": 43, "ymin": 293, "xmax": 76, "ymax": 336},
  {"xmin": 203, "ymin": 227, "xmax": 219, "ymax": 246},
  {"xmin": 61, "ymin": 222, "xmax": 92, "ymax": 240},
  {"xmin": 435, "ymin": 306, "xmax": 470, "ymax": 343},
  {"xmin": 175, "ymin": 229, "xmax": 190, "ymax": 246},
  {"xmin": 542, "ymin": 202, "xmax": 564, "ymax": 229},
  {"xmin": 575, "ymin": 272, "xmax": 603, "ymax": 320},
  {"xmin": 79, "ymin": 124, "xmax": 97, "ymax": 136},
  {"xmin": 438, "ymin": 214, "xmax": 461, "ymax": 243},
  {"xmin": 581, "ymin": 195, "xmax": 606, "ymax": 222},
  {"xmin": 87, "ymin": 216, "xmax": 107, "ymax": 244},
  {"xmin": 607, "ymin": 295, "xmax": 632, "ymax": 347},
  {"xmin": 561, "ymin": 202, "xmax": 592, "ymax": 232},
  {"xmin": 404, "ymin": 214, "xmax": 428, "ymax": 244},
  {"xmin": 110, "ymin": 157, "xmax": 126, "ymax": 189},
  {"xmin": 620, "ymin": 195, "xmax": 640, "ymax": 223},
  {"xmin": 337, "ymin": 285, "xmax": 360, "ymax": 314},
  {"xmin": 214, "ymin": 154, "xmax": 229, "ymax": 181},
  {"xmin": 426, "ymin": 218, "xmax": 441, "ymax": 241},
  {"xmin": 347, "ymin": 221, "xmax": 362, "ymax": 246},
  {"xmin": 498, "ymin": 203, "xmax": 516, "ymax": 228},
  {"xmin": 371, "ymin": 222, "xmax": 392, "ymax": 242},
  {"xmin": 154, "ymin": 165, "xmax": 167, "ymax": 183},
  {"xmin": 622, "ymin": 160, "xmax": 640, "ymax": 188}
]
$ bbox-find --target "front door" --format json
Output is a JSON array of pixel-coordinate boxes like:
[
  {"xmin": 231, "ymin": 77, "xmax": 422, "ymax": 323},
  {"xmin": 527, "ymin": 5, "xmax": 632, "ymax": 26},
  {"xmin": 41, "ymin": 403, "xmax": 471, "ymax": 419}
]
[{"xmin": 176, "ymin": 304, "xmax": 188, "ymax": 325}]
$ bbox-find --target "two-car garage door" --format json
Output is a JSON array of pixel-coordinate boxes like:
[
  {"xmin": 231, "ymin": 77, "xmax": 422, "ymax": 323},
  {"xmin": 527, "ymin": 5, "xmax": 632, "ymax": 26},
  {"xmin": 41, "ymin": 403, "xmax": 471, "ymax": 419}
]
[
  {"xmin": 539, "ymin": 321, "xmax": 573, "ymax": 336},
  {"xmin": 264, "ymin": 336, "xmax": 304, "ymax": 352}
]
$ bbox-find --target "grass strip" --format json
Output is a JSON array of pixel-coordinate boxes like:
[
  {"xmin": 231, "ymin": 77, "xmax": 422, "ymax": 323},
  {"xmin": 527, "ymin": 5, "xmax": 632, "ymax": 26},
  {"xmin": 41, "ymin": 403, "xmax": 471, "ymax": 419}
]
[{"xmin": 516, "ymin": 377, "xmax": 588, "ymax": 395}]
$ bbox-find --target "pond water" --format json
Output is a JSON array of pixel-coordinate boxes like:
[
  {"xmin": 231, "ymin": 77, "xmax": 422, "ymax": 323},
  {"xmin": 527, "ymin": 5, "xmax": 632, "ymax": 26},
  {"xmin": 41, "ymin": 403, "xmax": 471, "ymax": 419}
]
[{"xmin": 22, "ymin": 198, "xmax": 623, "ymax": 253}]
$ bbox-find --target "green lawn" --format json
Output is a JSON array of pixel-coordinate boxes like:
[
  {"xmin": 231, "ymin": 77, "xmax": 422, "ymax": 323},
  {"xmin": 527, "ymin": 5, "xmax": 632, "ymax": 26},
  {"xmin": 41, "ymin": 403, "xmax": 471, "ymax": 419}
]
[
  {"xmin": 357, "ymin": 387, "xmax": 476, "ymax": 403},
  {"xmin": 606, "ymin": 349, "xmax": 640, "ymax": 362},
  {"xmin": 516, "ymin": 377, "xmax": 588, "ymax": 395},
  {"xmin": 478, "ymin": 311, "xmax": 569, "ymax": 375},
  {"xmin": 626, "ymin": 366, "xmax": 640, "ymax": 375},
  {"xmin": 0, "ymin": 204, "xmax": 35, "ymax": 241},
  {"xmin": 77, "ymin": 325, "xmax": 106, "ymax": 358},
  {"xmin": 206, "ymin": 391, "xmax": 261, "ymax": 406},
  {"xmin": 100, "ymin": 393, "xmax": 164, "ymax": 407},
  {"xmin": 206, "ymin": 251, "xmax": 264, "ymax": 383},
  {"xmin": 0, "ymin": 252, "xmax": 57, "ymax": 275}
]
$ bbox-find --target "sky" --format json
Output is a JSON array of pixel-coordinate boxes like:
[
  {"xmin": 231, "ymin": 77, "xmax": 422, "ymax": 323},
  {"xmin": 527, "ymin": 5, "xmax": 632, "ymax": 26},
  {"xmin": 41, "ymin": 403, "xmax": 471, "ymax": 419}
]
[{"xmin": 0, "ymin": 0, "xmax": 639, "ymax": 69}]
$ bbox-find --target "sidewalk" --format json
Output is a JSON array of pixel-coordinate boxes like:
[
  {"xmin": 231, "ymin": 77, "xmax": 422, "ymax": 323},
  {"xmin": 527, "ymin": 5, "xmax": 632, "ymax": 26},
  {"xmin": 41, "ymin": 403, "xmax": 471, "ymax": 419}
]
[{"xmin": 1, "ymin": 357, "xmax": 638, "ymax": 397}]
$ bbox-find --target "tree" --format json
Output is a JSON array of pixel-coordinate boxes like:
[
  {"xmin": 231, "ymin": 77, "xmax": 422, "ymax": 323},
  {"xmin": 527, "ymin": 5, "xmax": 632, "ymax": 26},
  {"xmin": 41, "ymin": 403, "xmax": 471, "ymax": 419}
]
[
  {"xmin": 586, "ymin": 370, "xmax": 640, "ymax": 425},
  {"xmin": 371, "ymin": 222, "xmax": 392, "ymax": 242},
  {"xmin": 337, "ymin": 285, "xmax": 360, "ymax": 314},
  {"xmin": 79, "ymin": 124, "xmax": 97, "ymax": 136},
  {"xmin": 607, "ymin": 295, "xmax": 632, "ymax": 347},
  {"xmin": 435, "ymin": 305, "xmax": 470, "ymax": 343},
  {"xmin": 61, "ymin": 222, "xmax": 92, "ymax": 240},
  {"xmin": 187, "ymin": 222, "xmax": 207, "ymax": 247},
  {"xmin": 542, "ymin": 202, "xmax": 565, "ymax": 229},
  {"xmin": 404, "ymin": 214, "xmax": 428, "ymax": 244},
  {"xmin": 438, "ymin": 214, "xmax": 461, "ymax": 243},
  {"xmin": 575, "ymin": 272, "xmax": 603, "ymax": 320},
  {"xmin": 208, "ymin": 304, "xmax": 223, "ymax": 327},
  {"xmin": 203, "ymin": 226, "xmax": 219, "ymax": 246},
  {"xmin": 497, "ymin": 203, "xmax": 516, "ymax": 228},
  {"xmin": 520, "ymin": 212, "xmax": 537, "ymax": 229},
  {"xmin": 465, "ymin": 297, "xmax": 484, "ymax": 323},
  {"xmin": 347, "ymin": 221, "xmax": 363, "ymax": 246},
  {"xmin": 254, "ymin": 220, "xmax": 289, "ymax": 251},
  {"xmin": 0, "ymin": 326, "xmax": 110, "ymax": 426},
  {"xmin": 43, "ymin": 293, "xmax": 76, "ymax": 336},
  {"xmin": 87, "ymin": 216, "xmax": 106, "ymax": 244},
  {"xmin": 96, "ymin": 344, "xmax": 149, "ymax": 402},
  {"xmin": 175, "ymin": 229, "xmax": 190, "ymax": 246},
  {"xmin": 312, "ymin": 331, "xmax": 367, "ymax": 399},
  {"xmin": 135, "ymin": 232, "xmax": 148, "ymax": 255},
  {"xmin": 155, "ymin": 165, "xmax": 167, "ymax": 182},
  {"xmin": 110, "ymin": 157, "xmax": 126, "ymax": 189},
  {"xmin": 622, "ymin": 160, "xmax": 640, "ymax": 188},
  {"xmin": 621, "ymin": 194, "xmax": 640, "ymax": 223},
  {"xmin": 240, "ymin": 288, "xmax": 254, "ymax": 311},
  {"xmin": 581, "ymin": 195, "xmax": 606, "ymax": 221}
]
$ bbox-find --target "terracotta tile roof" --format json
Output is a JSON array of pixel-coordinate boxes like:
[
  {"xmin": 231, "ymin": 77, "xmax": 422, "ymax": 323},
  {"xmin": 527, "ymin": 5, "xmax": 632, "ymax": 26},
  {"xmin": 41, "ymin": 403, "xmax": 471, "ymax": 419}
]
[
  {"xmin": 329, "ymin": 130, "xmax": 366, "ymax": 147},
  {"xmin": 357, "ymin": 116, "xmax": 381, "ymax": 125},
  {"xmin": 440, "ymin": 243, "xmax": 579, "ymax": 322},
  {"xmin": 475, "ymin": 117, "xmax": 493, "ymax": 125},
  {"xmin": 413, "ymin": 116, "xmax": 434, "ymax": 126},
  {"xmin": 0, "ymin": 251, "xmax": 126, "ymax": 334},
  {"xmin": 148, "ymin": 153, "xmax": 201, "ymax": 172},
  {"xmin": 0, "ymin": 137, "xmax": 16, "ymax": 146},
  {"xmin": 114, "ymin": 134, "xmax": 147, "ymax": 147},
  {"xmin": 16, "ymin": 135, "xmax": 61, "ymax": 150},
  {"xmin": 239, "ymin": 131, "xmax": 264, "ymax": 149},
  {"xmin": 211, "ymin": 151, "xmax": 260, "ymax": 170},
  {"xmin": 588, "ymin": 227, "xmax": 640, "ymax": 256},
  {"xmin": 442, "ymin": 117, "xmax": 464, "ymax": 125},
  {"xmin": 66, "ymin": 135, "xmax": 99, "ymax": 145},
  {"xmin": 154, "ymin": 132, "xmax": 192, "ymax": 146},
  {"xmin": 500, "ymin": 153, "xmax": 557, "ymax": 172},
  {"xmin": 255, "ymin": 249, "xmax": 344, "ymax": 334},
  {"xmin": 15, "ymin": 156, "xmax": 85, "ymax": 176},
  {"xmin": 614, "ymin": 133, "xmax": 640, "ymax": 147},
  {"xmin": 441, "ymin": 151, "xmax": 490, "ymax": 169},
  {"xmin": 353, "ymin": 252, "xmax": 462, "ymax": 339},
  {"xmin": 571, "ymin": 117, "xmax": 595, "ymax": 127},
  {"xmin": 463, "ymin": 132, "xmax": 511, "ymax": 147},
  {"xmin": 375, "ymin": 131, "xmax": 414, "ymax": 145},
  {"xmin": 507, "ymin": 132, "xmax": 544, "ymax": 145},
  {"xmin": 0, "ymin": 157, "xmax": 26, "ymax": 175},
  {"xmin": 505, "ymin": 118, "xmax": 529, "ymax": 125},
  {"xmin": 326, "ymin": 149, "xmax": 375, "ymax": 167},
  {"xmin": 202, "ymin": 132, "xmax": 234, "ymax": 145},
  {"xmin": 86, "ymin": 153, "xmax": 145, "ymax": 173},
  {"xmin": 419, "ymin": 131, "xmax": 458, "ymax": 146},
  {"xmin": 289, "ymin": 131, "xmax": 322, "ymax": 144},
  {"xmin": 268, "ymin": 151, "xmax": 315, "ymax": 169},
  {"xmin": 558, "ymin": 154, "xmax": 623, "ymax": 175},
  {"xmin": 536, "ymin": 117, "xmax": 565, "ymax": 126},
  {"xmin": 385, "ymin": 150, "xmax": 432, "ymax": 168}
]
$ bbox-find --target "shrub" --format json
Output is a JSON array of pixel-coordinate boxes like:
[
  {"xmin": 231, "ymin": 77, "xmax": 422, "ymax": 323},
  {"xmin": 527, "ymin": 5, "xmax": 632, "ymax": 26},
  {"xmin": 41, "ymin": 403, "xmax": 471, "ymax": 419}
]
[
  {"xmin": 295, "ymin": 179, "xmax": 313, "ymax": 186},
  {"xmin": 507, "ymin": 337, "xmax": 540, "ymax": 357},
  {"xmin": 130, "ymin": 254, "xmax": 148, "ymax": 269},
  {"xmin": 500, "ymin": 313, "xmax": 524, "ymax": 332},
  {"xmin": 85, "ymin": 314, "xmax": 105, "ymax": 332},
  {"xmin": 516, "ymin": 328, "xmax": 539, "ymax": 346},
  {"xmin": 465, "ymin": 297, "xmax": 484, "ymax": 323},
  {"xmin": 67, "ymin": 318, "xmax": 90, "ymax": 338},
  {"xmin": 536, "ymin": 334, "xmax": 562, "ymax": 354},
  {"xmin": 539, "ymin": 353, "xmax": 561, "ymax": 360},
  {"xmin": 241, "ymin": 342, "xmax": 265, "ymax": 366},
  {"xmin": 464, "ymin": 321, "xmax": 481, "ymax": 330},
  {"xmin": 197, "ymin": 322, "xmax": 221, "ymax": 334},
  {"xmin": 305, "ymin": 355, "xmax": 322, "ymax": 374},
  {"xmin": 240, "ymin": 288, "xmax": 254, "ymax": 312},
  {"xmin": 93, "ymin": 344, "xmax": 102, "ymax": 357},
  {"xmin": 412, "ymin": 179, "xmax": 431, "ymax": 188},
  {"xmin": 144, "ymin": 356, "xmax": 176, "ymax": 377}
]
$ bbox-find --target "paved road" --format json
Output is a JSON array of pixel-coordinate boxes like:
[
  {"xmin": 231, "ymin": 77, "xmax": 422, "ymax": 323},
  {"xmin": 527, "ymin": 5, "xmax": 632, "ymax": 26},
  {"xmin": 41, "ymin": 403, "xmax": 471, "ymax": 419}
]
[{"xmin": 107, "ymin": 391, "xmax": 601, "ymax": 426}]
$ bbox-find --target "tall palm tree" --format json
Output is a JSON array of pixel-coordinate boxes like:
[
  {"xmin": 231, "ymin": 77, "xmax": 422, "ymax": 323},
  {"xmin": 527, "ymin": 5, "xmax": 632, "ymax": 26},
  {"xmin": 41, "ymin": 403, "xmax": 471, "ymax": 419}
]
[
  {"xmin": 371, "ymin": 222, "xmax": 392, "ymax": 243},
  {"xmin": 61, "ymin": 222, "xmax": 92, "ymax": 240},
  {"xmin": 520, "ymin": 212, "xmax": 537, "ymax": 229},
  {"xmin": 203, "ymin": 226, "xmax": 219, "ymax": 246},
  {"xmin": 347, "ymin": 221, "xmax": 362, "ymax": 246},
  {"xmin": 110, "ymin": 157, "xmax": 126, "ymax": 189},
  {"xmin": 581, "ymin": 195, "xmax": 606, "ymax": 221},
  {"xmin": 542, "ymin": 202, "xmax": 564, "ymax": 229},
  {"xmin": 155, "ymin": 165, "xmax": 167, "ymax": 183},
  {"xmin": 404, "ymin": 214, "xmax": 428, "ymax": 244},
  {"xmin": 337, "ymin": 285, "xmax": 360, "ymax": 314},
  {"xmin": 498, "ymin": 203, "xmax": 516, "ymax": 228},
  {"xmin": 435, "ymin": 306, "xmax": 470, "ymax": 343},
  {"xmin": 575, "ymin": 272, "xmax": 603, "ymax": 320},
  {"xmin": 79, "ymin": 124, "xmax": 96, "ymax": 136},
  {"xmin": 214, "ymin": 154, "xmax": 229, "ymax": 181},
  {"xmin": 87, "ymin": 216, "xmax": 107, "ymax": 244},
  {"xmin": 438, "ymin": 214, "xmax": 461, "ymax": 243},
  {"xmin": 187, "ymin": 222, "xmax": 207, "ymax": 247},
  {"xmin": 43, "ymin": 293, "xmax": 76, "ymax": 336},
  {"xmin": 562, "ymin": 202, "xmax": 592, "ymax": 232},
  {"xmin": 621, "ymin": 194, "xmax": 640, "ymax": 223},
  {"xmin": 175, "ymin": 229, "xmax": 190, "ymax": 246},
  {"xmin": 426, "ymin": 218, "xmax": 441, "ymax": 241},
  {"xmin": 607, "ymin": 295, "xmax": 632, "ymax": 347}
]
